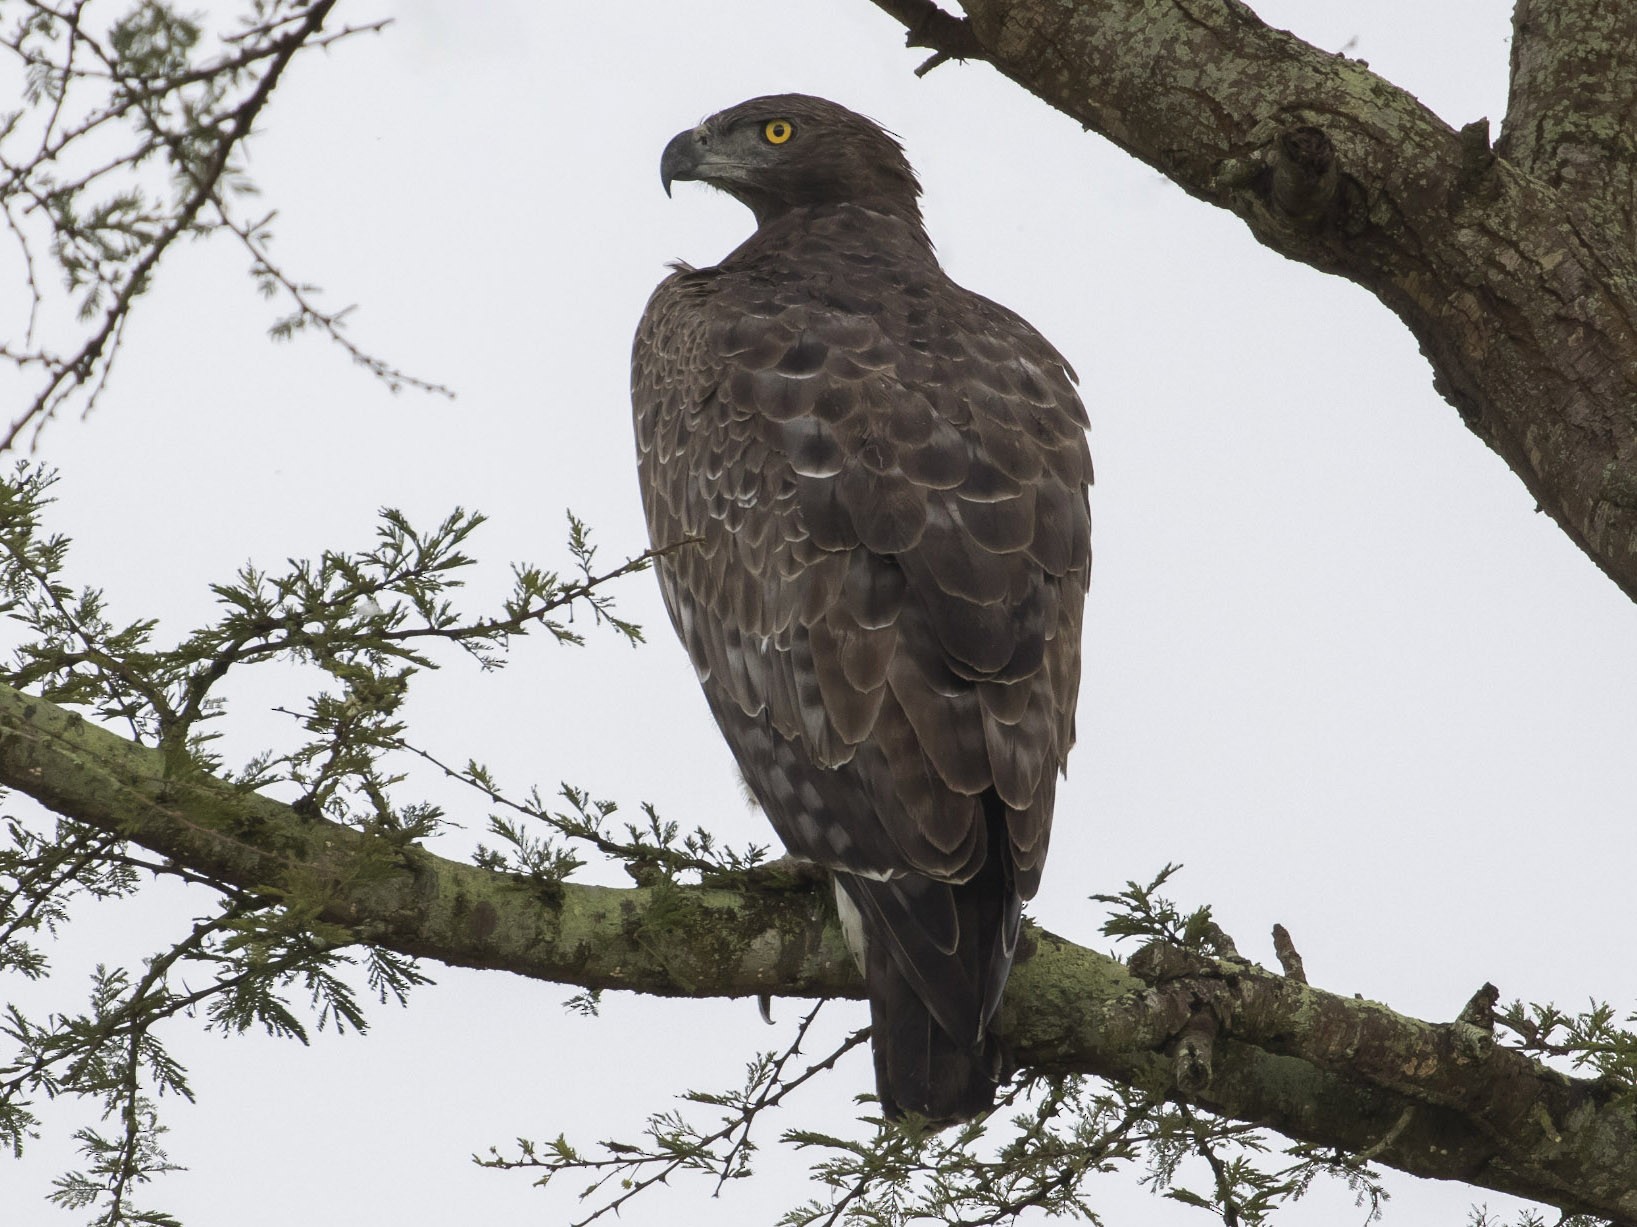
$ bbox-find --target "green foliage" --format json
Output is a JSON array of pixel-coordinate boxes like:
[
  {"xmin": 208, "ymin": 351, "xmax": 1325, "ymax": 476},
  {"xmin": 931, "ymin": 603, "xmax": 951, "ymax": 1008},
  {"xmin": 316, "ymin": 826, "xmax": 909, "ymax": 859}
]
[
  {"xmin": 482, "ymin": 1003, "xmax": 871, "ymax": 1226},
  {"xmin": 1497, "ymin": 999, "xmax": 1637, "ymax": 1092},
  {"xmin": 47, "ymin": 1097, "xmax": 182, "ymax": 1227},
  {"xmin": 0, "ymin": 816, "xmax": 137, "ymax": 982},
  {"xmin": 0, "ymin": 813, "xmax": 142, "ymax": 1162},
  {"xmin": 1, "ymin": 465, "xmax": 166, "ymax": 740},
  {"xmin": 0, "ymin": 0, "xmax": 436, "ymax": 450},
  {"xmin": 0, "ymin": 459, "xmax": 662, "ymax": 1225},
  {"xmin": 1093, "ymin": 863, "xmax": 1239, "ymax": 958},
  {"xmin": 782, "ymin": 1081, "xmax": 1387, "ymax": 1226},
  {"xmin": 462, "ymin": 766, "xmax": 768, "ymax": 886},
  {"xmin": 107, "ymin": 2, "xmax": 202, "ymax": 80},
  {"xmin": 780, "ymin": 1077, "xmax": 1148, "ymax": 1226},
  {"xmin": 3, "ymin": 460, "xmax": 653, "ymax": 786},
  {"xmin": 493, "ymin": 983, "xmax": 1391, "ymax": 1227},
  {"xmin": 1139, "ymin": 1106, "xmax": 1386, "ymax": 1227},
  {"xmin": 1468, "ymin": 1210, "xmax": 1609, "ymax": 1227}
]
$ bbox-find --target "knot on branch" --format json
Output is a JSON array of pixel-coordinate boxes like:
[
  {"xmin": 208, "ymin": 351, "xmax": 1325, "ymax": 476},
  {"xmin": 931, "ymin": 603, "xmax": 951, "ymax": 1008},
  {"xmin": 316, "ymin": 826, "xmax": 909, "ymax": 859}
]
[
  {"xmin": 1449, "ymin": 982, "xmax": 1500, "ymax": 1059},
  {"xmin": 1269, "ymin": 125, "xmax": 1358, "ymax": 233},
  {"xmin": 1456, "ymin": 981, "xmax": 1500, "ymax": 1030},
  {"xmin": 1458, "ymin": 118, "xmax": 1496, "ymax": 189},
  {"xmin": 1271, "ymin": 923, "xmax": 1307, "ymax": 983},
  {"xmin": 1173, "ymin": 1011, "xmax": 1218, "ymax": 1094},
  {"xmin": 1128, "ymin": 940, "xmax": 1215, "ymax": 984},
  {"xmin": 1217, "ymin": 125, "xmax": 1369, "ymax": 237}
]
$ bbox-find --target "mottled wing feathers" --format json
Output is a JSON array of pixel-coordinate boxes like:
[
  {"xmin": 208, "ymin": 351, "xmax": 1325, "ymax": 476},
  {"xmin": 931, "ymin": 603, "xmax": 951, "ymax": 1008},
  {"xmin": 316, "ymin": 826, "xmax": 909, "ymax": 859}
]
[
  {"xmin": 635, "ymin": 207, "xmax": 1087, "ymax": 878},
  {"xmin": 633, "ymin": 194, "xmax": 1089, "ymax": 1120}
]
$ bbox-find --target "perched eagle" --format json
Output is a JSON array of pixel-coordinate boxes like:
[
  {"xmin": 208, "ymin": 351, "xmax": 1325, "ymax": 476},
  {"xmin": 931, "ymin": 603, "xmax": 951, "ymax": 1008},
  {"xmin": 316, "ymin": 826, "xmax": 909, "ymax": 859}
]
[{"xmin": 631, "ymin": 95, "xmax": 1091, "ymax": 1123}]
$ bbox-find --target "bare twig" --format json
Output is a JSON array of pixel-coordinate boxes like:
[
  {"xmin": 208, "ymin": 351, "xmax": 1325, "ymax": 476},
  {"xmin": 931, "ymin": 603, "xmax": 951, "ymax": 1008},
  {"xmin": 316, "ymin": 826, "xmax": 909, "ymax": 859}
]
[{"xmin": 2, "ymin": 1, "xmax": 342, "ymax": 450}]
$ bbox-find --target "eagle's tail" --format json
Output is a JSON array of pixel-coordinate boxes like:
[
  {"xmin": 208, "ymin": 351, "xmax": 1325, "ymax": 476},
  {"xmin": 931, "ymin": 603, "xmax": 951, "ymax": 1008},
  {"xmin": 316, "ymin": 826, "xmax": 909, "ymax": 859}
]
[
  {"xmin": 836, "ymin": 810, "xmax": 1020, "ymax": 1126},
  {"xmin": 862, "ymin": 935, "xmax": 1003, "ymax": 1124}
]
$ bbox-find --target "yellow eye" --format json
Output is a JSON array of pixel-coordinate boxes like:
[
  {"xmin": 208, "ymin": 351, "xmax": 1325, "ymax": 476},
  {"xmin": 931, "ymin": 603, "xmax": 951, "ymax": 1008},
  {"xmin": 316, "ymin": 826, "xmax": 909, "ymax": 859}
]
[{"xmin": 764, "ymin": 120, "xmax": 794, "ymax": 145}]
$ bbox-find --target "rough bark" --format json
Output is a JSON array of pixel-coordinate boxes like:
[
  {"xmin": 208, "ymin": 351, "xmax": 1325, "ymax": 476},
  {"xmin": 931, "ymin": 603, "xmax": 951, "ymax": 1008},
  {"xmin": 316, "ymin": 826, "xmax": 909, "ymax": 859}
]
[
  {"xmin": 874, "ymin": 0, "xmax": 1637, "ymax": 604},
  {"xmin": 1, "ymin": 682, "xmax": 1632, "ymax": 1221}
]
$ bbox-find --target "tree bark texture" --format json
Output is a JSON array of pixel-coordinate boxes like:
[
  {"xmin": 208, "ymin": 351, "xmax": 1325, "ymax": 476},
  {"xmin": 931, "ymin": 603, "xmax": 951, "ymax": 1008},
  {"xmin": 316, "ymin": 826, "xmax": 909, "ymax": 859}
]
[
  {"xmin": 1, "ymin": 682, "xmax": 1632, "ymax": 1221},
  {"xmin": 878, "ymin": 0, "xmax": 1637, "ymax": 602}
]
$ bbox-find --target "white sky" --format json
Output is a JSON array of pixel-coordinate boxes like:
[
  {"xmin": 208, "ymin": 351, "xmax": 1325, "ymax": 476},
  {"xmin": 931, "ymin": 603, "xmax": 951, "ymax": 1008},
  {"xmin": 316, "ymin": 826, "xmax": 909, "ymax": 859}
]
[{"xmin": 6, "ymin": 1, "xmax": 1634, "ymax": 1224}]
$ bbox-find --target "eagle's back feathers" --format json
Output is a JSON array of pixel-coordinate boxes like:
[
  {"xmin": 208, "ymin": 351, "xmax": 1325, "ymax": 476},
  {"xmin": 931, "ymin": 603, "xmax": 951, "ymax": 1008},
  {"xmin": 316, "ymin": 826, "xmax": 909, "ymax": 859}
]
[{"xmin": 632, "ymin": 96, "xmax": 1090, "ymax": 1123}]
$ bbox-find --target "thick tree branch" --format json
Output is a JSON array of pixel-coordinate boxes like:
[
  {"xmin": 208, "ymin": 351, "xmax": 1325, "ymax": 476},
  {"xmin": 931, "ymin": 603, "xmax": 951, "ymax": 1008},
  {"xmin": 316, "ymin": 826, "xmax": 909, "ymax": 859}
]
[
  {"xmin": 1499, "ymin": 0, "xmax": 1637, "ymax": 235},
  {"xmin": 0, "ymin": 682, "xmax": 854, "ymax": 1000},
  {"xmin": 1, "ymin": 681, "xmax": 1633, "ymax": 1221},
  {"xmin": 866, "ymin": 0, "xmax": 1637, "ymax": 605}
]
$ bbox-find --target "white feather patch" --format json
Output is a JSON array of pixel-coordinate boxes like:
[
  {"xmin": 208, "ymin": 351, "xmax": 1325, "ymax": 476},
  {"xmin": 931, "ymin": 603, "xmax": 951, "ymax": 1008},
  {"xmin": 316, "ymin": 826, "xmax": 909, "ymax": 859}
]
[{"xmin": 832, "ymin": 879, "xmax": 868, "ymax": 977}]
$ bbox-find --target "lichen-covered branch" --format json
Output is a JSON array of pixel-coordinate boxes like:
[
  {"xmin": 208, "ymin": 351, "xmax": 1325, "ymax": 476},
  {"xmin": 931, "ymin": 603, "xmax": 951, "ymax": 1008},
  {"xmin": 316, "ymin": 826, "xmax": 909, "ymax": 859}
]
[
  {"xmin": 2, "ymin": 681, "xmax": 1632, "ymax": 1221},
  {"xmin": 0, "ymin": 682, "xmax": 855, "ymax": 1000},
  {"xmin": 1500, "ymin": 0, "xmax": 1637, "ymax": 235},
  {"xmin": 865, "ymin": 0, "xmax": 1637, "ymax": 606}
]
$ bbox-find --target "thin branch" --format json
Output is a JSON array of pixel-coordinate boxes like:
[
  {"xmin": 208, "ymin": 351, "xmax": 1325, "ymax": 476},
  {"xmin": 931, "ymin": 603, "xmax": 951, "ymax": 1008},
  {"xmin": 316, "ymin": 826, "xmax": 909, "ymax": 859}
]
[
  {"xmin": 1, "ymin": 0, "xmax": 339, "ymax": 450},
  {"xmin": 213, "ymin": 202, "xmax": 454, "ymax": 396},
  {"xmin": 580, "ymin": 1017, "xmax": 867, "ymax": 1225},
  {"xmin": 397, "ymin": 739, "xmax": 730, "ymax": 879},
  {"xmin": 171, "ymin": 542, "xmax": 666, "ymax": 732}
]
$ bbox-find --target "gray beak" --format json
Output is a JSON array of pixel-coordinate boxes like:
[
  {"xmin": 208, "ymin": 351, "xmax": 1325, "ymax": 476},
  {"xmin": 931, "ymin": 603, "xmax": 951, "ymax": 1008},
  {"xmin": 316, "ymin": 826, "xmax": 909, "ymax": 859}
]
[{"xmin": 660, "ymin": 126, "xmax": 707, "ymax": 197}]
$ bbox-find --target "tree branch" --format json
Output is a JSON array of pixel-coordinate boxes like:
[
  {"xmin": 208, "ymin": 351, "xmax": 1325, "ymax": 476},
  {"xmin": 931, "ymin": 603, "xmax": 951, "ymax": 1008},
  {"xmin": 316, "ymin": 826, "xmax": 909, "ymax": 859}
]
[
  {"xmin": 2, "ymin": 0, "xmax": 339, "ymax": 451},
  {"xmin": 863, "ymin": 0, "xmax": 1637, "ymax": 606},
  {"xmin": 1499, "ymin": 0, "xmax": 1637, "ymax": 235},
  {"xmin": 0, "ymin": 682, "xmax": 853, "ymax": 1000},
  {"xmin": 1, "ymin": 681, "xmax": 1633, "ymax": 1220},
  {"xmin": 866, "ymin": 0, "xmax": 984, "ymax": 75}
]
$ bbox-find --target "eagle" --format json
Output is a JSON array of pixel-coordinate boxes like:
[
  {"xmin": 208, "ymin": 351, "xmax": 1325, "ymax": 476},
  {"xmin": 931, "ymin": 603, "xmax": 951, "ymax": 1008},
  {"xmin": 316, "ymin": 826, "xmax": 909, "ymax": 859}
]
[{"xmin": 631, "ymin": 94, "xmax": 1091, "ymax": 1123}]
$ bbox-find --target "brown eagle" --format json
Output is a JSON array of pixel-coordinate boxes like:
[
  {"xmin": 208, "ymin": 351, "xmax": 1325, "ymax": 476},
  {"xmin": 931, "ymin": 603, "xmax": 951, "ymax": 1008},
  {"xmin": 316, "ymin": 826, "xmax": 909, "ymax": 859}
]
[{"xmin": 631, "ymin": 95, "xmax": 1091, "ymax": 1123}]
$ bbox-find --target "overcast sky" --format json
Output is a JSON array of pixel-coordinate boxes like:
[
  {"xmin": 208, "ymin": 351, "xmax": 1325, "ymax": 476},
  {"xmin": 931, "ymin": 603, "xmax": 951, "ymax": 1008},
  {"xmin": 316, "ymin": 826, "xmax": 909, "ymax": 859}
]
[{"xmin": 6, "ymin": 1, "xmax": 1634, "ymax": 1224}]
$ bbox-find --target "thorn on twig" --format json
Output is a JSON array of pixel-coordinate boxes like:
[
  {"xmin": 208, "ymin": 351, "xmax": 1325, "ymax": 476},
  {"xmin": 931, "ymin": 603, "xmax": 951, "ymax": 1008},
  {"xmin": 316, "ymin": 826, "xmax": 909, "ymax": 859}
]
[{"xmin": 1271, "ymin": 923, "xmax": 1307, "ymax": 983}]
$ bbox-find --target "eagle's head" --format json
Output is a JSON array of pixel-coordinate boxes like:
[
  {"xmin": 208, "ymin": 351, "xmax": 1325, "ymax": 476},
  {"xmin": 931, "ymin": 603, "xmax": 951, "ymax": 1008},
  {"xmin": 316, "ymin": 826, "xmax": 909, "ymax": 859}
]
[{"xmin": 659, "ymin": 94, "xmax": 922, "ymax": 228}]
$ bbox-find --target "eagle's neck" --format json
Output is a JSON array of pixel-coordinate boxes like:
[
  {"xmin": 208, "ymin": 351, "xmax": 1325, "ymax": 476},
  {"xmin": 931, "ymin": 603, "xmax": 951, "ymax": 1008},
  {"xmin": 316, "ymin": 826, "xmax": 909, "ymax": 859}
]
[{"xmin": 726, "ymin": 202, "xmax": 935, "ymax": 271}]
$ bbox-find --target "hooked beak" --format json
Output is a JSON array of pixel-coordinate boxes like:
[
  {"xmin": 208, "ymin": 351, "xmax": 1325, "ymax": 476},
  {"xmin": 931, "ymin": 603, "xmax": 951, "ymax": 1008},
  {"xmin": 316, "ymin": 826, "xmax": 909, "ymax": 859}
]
[{"xmin": 660, "ymin": 126, "xmax": 708, "ymax": 197}]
